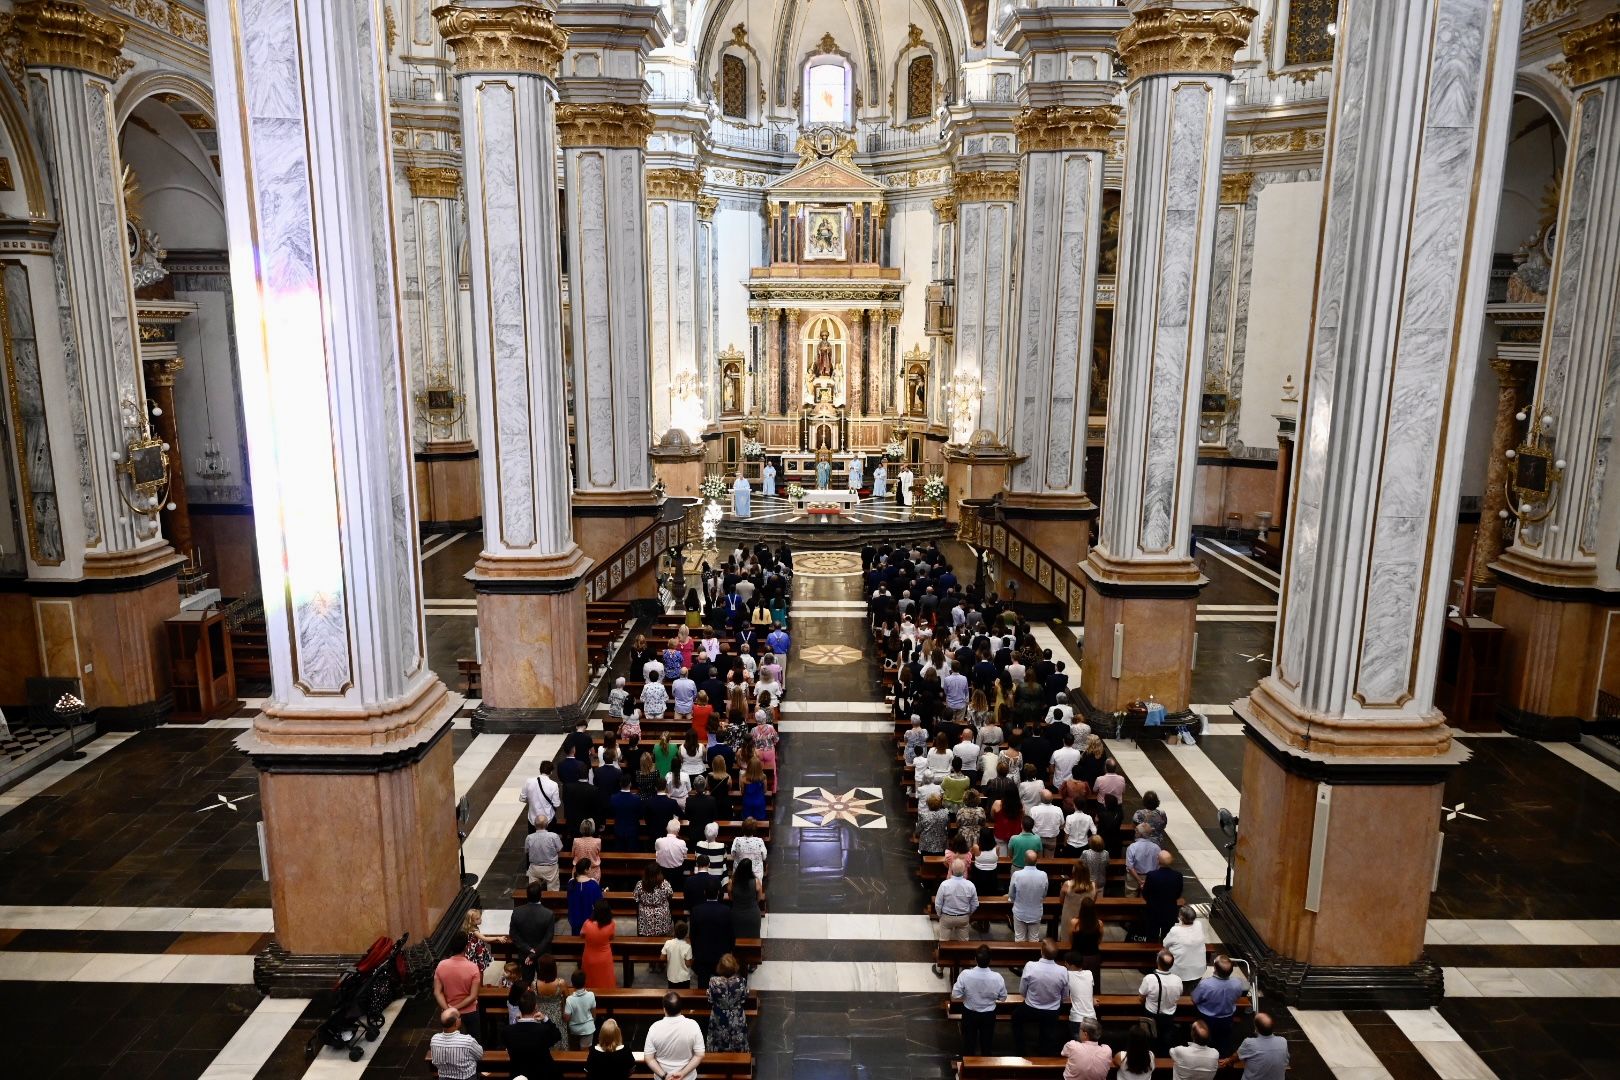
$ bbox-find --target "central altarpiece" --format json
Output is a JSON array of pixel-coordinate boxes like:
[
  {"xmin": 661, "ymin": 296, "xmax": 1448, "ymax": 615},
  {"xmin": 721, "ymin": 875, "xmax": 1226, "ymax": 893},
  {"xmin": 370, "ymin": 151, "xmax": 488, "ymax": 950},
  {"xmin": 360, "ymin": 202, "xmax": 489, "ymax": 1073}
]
[{"xmin": 729, "ymin": 128, "xmax": 908, "ymax": 459}]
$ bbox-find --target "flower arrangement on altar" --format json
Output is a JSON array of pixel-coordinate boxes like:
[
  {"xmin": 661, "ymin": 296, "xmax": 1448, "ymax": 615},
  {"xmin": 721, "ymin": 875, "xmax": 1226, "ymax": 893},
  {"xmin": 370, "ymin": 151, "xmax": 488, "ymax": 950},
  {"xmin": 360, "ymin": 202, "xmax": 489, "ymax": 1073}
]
[
  {"xmin": 742, "ymin": 439, "xmax": 766, "ymax": 459},
  {"xmin": 786, "ymin": 482, "xmax": 806, "ymax": 503},
  {"xmin": 701, "ymin": 474, "xmax": 729, "ymax": 501},
  {"xmin": 884, "ymin": 439, "xmax": 905, "ymax": 461},
  {"xmin": 922, "ymin": 474, "xmax": 948, "ymax": 504}
]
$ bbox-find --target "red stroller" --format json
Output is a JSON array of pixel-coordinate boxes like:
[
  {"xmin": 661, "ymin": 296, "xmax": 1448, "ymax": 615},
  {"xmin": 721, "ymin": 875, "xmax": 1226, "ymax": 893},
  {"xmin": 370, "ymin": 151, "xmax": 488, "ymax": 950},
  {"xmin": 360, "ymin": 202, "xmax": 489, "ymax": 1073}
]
[{"xmin": 306, "ymin": 933, "xmax": 410, "ymax": 1061}]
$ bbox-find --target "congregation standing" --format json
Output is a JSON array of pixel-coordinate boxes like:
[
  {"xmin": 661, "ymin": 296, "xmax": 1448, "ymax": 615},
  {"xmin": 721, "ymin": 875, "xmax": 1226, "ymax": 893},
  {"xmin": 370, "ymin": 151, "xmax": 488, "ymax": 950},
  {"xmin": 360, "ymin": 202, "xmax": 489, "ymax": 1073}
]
[{"xmin": 431, "ymin": 542, "xmax": 798, "ymax": 1079}]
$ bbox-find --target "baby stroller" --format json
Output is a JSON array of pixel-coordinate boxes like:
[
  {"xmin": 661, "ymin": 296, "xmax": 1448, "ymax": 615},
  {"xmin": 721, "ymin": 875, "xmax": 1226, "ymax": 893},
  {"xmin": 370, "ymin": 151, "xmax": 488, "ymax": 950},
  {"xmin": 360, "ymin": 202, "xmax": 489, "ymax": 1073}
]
[{"xmin": 307, "ymin": 933, "xmax": 410, "ymax": 1061}]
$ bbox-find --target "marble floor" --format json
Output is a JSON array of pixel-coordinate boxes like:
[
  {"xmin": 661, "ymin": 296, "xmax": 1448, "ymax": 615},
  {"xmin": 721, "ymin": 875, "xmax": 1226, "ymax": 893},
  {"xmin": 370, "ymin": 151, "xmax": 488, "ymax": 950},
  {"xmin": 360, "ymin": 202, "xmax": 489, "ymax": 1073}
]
[{"xmin": 3, "ymin": 532, "xmax": 1619, "ymax": 1078}]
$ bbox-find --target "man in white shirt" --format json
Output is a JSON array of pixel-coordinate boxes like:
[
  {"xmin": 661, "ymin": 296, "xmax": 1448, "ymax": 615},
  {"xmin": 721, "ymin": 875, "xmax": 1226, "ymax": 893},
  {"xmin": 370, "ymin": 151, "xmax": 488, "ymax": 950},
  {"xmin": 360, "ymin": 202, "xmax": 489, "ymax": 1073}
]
[
  {"xmin": 1050, "ymin": 732, "xmax": 1081, "ymax": 785},
  {"xmin": 1029, "ymin": 794, "xmax": 1065, "ymax": 857},
  {"xmin": 645, "ymin": 992, "xmax": 705, "ymax": 1080},
  {"xmin": 1171, "ymin": 1021, "xmax": 1221, "ymax": 1080},
  {"xmin": 1063, "ymin": 806, "xmax": 1096, "ymax": 856},
  {"xmin": 1139, "ymin": 950, "xmax": 1185, "ymax": 1058},
  {"xmin": 519, "ymin": 763, "xmax": 563, "ymax": 829}
]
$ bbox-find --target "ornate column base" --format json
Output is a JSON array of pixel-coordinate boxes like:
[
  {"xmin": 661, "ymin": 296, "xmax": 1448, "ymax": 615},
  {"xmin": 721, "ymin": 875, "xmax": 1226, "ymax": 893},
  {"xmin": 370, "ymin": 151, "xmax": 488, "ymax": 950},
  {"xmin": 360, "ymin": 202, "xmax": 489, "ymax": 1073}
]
[
  {"xmin": 470, "ymin": 548, "xmax": 594, "ymax": 733},
  {"xmin": 16, "ymin": 548, "xmax": 186, "ymax": 729},
  {"xmin": 239, "ymin": 688, "xmax": 462, "ymax": 973},
  {"xmin": 1077, "ymin": 551, "xmax": 1203, "ymax": 716},
  {"xmin": 1000, "ymin": 493, "xmax": 1096, "ymax": 584},
  {"xmin": 571, "ymin": 490, "xmax": 663, "ymax": 571},
  {"xmin": 1490, "ymin": 565, "xmax": 1620, "ymax": 739},
  {"xmin": 414, "ymin": 441, "xmax": 482, "ymax": 531},
  {"xmin": 943, "ymin": 436, "xmax": 1020, "ymax": 524},
  {"xmin": 1215, "ymin": 719, "xmax": 1465, "ymax": 1009}
]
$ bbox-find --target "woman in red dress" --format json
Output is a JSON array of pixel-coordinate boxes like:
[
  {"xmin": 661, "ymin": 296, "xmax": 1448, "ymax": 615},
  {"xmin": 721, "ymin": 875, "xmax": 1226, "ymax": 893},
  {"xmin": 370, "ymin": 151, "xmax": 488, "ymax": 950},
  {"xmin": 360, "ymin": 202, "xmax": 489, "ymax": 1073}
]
[{"xmin": 580, "ymin": 900, "xmax": 617, "ymax": 988}]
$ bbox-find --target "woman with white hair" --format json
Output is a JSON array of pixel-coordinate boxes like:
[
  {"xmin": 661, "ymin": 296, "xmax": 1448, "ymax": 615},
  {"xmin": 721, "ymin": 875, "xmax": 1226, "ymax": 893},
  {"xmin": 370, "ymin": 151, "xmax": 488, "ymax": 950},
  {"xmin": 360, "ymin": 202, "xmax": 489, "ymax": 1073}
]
[
  {"xmin": 695, "ymin": 821, "xmax": 728, "ymax": 884},
  {"xmin": 654, "ymin": 817, "xmax": 688, "ymax": 891}
]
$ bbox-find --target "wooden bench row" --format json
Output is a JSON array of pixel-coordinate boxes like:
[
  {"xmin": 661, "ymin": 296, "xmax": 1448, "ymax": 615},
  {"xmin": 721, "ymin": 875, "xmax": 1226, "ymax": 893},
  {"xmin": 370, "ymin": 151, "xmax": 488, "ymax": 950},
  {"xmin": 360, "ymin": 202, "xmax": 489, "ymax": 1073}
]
[
  {"xmin": 489, "ymin": 935, "xmax": 764, "ymax": 987},
  {"xmin": 425, "ymin": 1049, "xmax": 754, "ymax": 1079},
  {"xmin": 957, "ymin": 1057, "xmax": 1249, "ymax": 1080},
  {"xmin": 942, "ymin": 992, "xmax": 1249, "ymax": 1022},
  {"xmin": 510, "ymin": 889, "xmax": 764, "ymax": 922},
  {"xmin": 477, "ymin": 985, "xmax": 759, "ymax": 1026},
  {"xmin": 548, "ymin": 850, "xmax": 771, "ymax": 887},
  {"xmin": 933, "ymin": 940, "xmax": 1209, "ymax": 981}
]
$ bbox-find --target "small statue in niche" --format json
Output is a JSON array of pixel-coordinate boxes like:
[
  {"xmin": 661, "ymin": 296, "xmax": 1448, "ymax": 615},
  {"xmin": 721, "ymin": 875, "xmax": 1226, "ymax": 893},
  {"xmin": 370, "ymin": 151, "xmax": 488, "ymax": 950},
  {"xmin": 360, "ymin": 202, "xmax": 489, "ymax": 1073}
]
[{"xmin": 812, "ymin": 328, "xmax": 835, "ymax": 378}]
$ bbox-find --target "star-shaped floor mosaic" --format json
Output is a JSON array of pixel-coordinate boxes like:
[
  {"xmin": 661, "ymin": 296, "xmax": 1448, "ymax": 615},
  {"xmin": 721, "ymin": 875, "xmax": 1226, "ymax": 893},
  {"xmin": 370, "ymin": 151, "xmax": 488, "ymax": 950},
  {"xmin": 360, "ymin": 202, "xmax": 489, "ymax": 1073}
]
[
  {"xmin": 791, "ymin": 786, "xmax": 886, "ymax": 829},
  {"xmin": 800, "ymin": 643, "xmax": 863, "ymax": 666}
]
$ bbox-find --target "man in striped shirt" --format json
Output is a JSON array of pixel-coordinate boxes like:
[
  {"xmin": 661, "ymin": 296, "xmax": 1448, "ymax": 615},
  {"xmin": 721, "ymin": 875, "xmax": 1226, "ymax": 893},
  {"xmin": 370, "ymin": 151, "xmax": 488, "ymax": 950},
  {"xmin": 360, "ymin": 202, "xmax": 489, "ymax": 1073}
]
[{"xmin": 429, "ymin": 1008, "xmax": 483, "ymax": 1080}]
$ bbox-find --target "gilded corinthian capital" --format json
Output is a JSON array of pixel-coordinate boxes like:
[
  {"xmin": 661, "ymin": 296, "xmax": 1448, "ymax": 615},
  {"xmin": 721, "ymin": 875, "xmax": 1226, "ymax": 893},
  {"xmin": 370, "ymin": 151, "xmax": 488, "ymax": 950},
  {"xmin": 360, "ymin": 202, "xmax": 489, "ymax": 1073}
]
[
  {"xmin": 1561, "ymin": 15, "xmax": 1620, "ymax": 88},
  {"xmin": 13, "ymin": 0, "xmax": 130, "ymax": 81},
  {"xmin": 1014, "ymin": 106, "xmax": 1121, "ymax": 153},
  {"xmin": 434, "ymin": 1, "xmax": 568, "ymax": 78},
  {"xmin": 555, "ymin": 102, "xmax": 655, "ymax": 148},
  {"xmin": 1117, "ymin": 5, "xmax": 1256, "ymax": 82}
]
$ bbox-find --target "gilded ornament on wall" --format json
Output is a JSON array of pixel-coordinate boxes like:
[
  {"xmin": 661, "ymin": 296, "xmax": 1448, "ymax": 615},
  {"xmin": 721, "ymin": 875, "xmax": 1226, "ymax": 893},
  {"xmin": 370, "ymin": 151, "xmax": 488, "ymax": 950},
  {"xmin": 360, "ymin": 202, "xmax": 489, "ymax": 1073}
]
[
  {"xmin": 13, "ymin": 0, "xmax": 132, "ymax": 81},
  {"xmin": 435, "ymin": 2, "xmax": 568, "ymax": 78},
  {"xmin": 1013, "ymin": 105, "xmax": 1120, "ymax": 153},
  {"xmin": 405, "ymin": 165, "xmax": 461, "ymax": 199},
  {"xmin": 646, "ymin": 168, "xmax": 703, "ymax": 201},
  {"xmin": 555, "ymin": 102, "xmax": 654, "ymax": 148},
  {"xmin": 953, "ymin": 169, "xmax": 1019, "ymax": 203},
  {"xmin": 1560, "ymin": 15, "xmax": 1620, "ymax": 88},
  {"xmin": 1117, "ymin": 7, "xmax": 1256, "ymax": 81}
]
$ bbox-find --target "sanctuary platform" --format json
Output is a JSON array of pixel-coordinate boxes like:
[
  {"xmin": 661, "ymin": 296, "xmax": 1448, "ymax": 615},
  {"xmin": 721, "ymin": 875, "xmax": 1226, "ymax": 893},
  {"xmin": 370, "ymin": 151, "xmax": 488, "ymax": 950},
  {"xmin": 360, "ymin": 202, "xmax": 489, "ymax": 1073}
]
[{"xmin": 717, "ymin": 495, "xmax": 952, "ymax": 550}]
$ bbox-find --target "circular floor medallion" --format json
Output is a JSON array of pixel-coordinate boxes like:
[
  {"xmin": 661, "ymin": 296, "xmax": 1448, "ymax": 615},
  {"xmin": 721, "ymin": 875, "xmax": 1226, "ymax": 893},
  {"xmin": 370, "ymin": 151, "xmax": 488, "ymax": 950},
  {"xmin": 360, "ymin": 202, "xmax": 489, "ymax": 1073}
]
[
  {"xmin": 793, "ymin": 551, "xmax": 863, "ymax": 577},
  {"xmin": 800, "ymin": 643, "xmax": 863, "ymax": 666}
]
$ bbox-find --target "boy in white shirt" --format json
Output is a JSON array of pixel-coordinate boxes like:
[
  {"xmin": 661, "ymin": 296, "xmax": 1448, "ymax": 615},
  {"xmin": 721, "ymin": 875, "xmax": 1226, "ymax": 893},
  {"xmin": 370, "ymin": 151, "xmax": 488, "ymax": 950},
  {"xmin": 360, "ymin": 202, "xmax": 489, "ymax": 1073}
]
[{"xmin": 662, "ymin": 921, "xmax": 694, "ymax": 988}]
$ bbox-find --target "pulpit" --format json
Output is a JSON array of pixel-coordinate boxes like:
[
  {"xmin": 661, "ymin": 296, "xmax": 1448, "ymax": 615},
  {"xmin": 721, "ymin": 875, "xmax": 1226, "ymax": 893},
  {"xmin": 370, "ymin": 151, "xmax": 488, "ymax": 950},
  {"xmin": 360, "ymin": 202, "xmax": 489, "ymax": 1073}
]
[{"xmin": 166, "ymin": 608, "xmax": 239, "ymax": 721}]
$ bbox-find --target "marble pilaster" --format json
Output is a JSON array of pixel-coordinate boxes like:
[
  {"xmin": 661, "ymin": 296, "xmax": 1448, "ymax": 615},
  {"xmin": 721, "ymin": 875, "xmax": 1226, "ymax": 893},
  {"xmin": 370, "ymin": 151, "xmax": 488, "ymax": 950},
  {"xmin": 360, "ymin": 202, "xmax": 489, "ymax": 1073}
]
[
  {"xmin": 1080, "ymin": 2, "xmax": 1252, "ymax": 714},
  {"xmin": 646, "ymin": 167, "xmax": 703, "ymax": 438},
  {"xmin": 949, "ymin": 168, "xmax": 1020, "ymax": 444},
  {"xmin": 401, "ymin": 164, "xmax": 473, "ymax": 446},
  {"xmin": 1471, "ymin": 358, "xmax": 1533, "ymax": 586},
  {"xmin": 1220, "ymin": 0, "xmax": 1523, "ymax": 1006},
  {"xmin": 1491, "ymin": 14, "xmax": 1620, "ymax": 733},
  {"xmin": 204, "ymin": 0, "xmax": 464, "ymax": 964},
  {"xmin": 439, "ymin": 0, "xmax": 593, "ymax": 728}
]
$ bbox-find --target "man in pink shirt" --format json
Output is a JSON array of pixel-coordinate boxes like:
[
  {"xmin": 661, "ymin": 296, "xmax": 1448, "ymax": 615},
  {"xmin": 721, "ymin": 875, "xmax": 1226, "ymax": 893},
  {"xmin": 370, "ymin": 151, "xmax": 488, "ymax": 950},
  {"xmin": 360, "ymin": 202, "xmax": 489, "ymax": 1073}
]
[
  {"xmin": 1060, "ymin": 1021, "xmax": 1112, "ymax": 1080},
  {"xmin": 1092, "ymin": 759, "xmax": 1127, "ymax": 805},
  {"xmin": 433, "ymin": 952, "xmax": 483, "ymax": 1043}
]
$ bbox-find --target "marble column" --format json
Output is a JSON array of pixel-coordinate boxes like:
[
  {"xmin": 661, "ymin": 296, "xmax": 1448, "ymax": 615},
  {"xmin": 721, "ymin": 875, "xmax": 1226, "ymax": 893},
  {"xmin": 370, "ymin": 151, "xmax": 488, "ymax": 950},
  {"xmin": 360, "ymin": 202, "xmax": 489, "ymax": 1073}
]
[
  {"xmin": 438, "ymin": 0, "xmax": 593, "ymax": 731},
  {"xmin": 1492, "ymin": 15, "xmax": 1620, "ymax": 735},
  {"xmin": 402, "ymin": 165, "xmax": 481, "ymax": 529},
  {"xmin": 1080, "ymin": 2, "xmax": 1251, "ymax": 716},
  {"xmin": 555, "ymin": 1, "xmax": 665, "ymax": 563},
  {"xmin": 1471, "ymin": 358, "xmax": 1533, "ymax": 587},
  {"xmin": 1220, "ymin": 0, "xmax": 1522, "ymax": 1007},
  {"xmin": 646, "ymin": 167, "xmax": 703, "ymax": 438},
  {"xmin": 1201, "ymin": 172, "xmax": 1255, "ymax": 450},
  {"xmin": 204, "ymin": 0, "xmax": 467, "ymax": 972},
  {"xmin": 17, "ymin": 0, "xmax": 183, "ymax": 726}
]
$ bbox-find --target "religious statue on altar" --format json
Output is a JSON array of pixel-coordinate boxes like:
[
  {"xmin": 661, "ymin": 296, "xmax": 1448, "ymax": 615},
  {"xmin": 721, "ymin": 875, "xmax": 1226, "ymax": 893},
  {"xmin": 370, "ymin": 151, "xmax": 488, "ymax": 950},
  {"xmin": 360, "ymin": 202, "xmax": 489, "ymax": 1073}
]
[
  {"xmin": 732, "ymin": 472, "xmax": 751, "ymax": 518},
  {"xmin": 815, "ymin": 448, "xmax": 832, "ymax": 491},
  {"xmin": 812, "ymin": 328, "xmax": 836, "ymax": 380}
]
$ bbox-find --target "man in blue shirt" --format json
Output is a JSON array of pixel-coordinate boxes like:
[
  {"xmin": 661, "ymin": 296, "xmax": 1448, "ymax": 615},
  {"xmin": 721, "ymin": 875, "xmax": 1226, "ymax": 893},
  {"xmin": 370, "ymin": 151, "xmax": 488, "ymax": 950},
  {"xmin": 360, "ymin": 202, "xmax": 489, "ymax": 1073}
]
[
  {"xmin": 1008, "ymin": 851, "xmax": 1048, "ymax": 942},
  {"xmin": 950, "ymin": 945, "xmax": 1006, "ymax": 1055},
  {"xmin": 1192, "ymin": 955, "xmax": 1251, "ymax": 1055},
  {"xmin": 1014, "ymin": 938, "xmax": 1068, "ymax": 1055},
  {"xmin": 766, "ymin": 624, "xmax": 790, "ymax": 662},
  {"xmin": 1225, "ymin": 1012, "xmax": 1289, "ymax": 1080}
]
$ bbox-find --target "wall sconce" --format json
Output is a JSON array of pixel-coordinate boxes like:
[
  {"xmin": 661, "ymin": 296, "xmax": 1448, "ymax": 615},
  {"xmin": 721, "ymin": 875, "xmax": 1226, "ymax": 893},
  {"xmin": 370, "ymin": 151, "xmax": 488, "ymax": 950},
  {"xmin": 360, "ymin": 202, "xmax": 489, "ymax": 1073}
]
[
  {"xmin": 113, "ymin": 433, "xmax": 172, "ymax": 517},
  {"xmin": 944, "ymin": 374, "xmax": 983, "ymax": 445},
  {"xmin": 414, "ymin": 372, "xmax": 467, "ymax": 436},
  {"xmin": 1503, "ymin": 411, "xmax": 1564, "ymax": 525}
]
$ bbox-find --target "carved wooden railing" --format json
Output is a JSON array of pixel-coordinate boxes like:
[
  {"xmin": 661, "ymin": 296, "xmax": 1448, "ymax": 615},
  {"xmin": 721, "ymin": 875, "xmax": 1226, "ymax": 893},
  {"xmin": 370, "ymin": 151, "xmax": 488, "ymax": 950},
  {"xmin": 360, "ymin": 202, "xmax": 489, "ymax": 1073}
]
[
  {"xmin": 959, "ymin": 498, "xmax": 1086, "ymax": 624},
  {"xmin": 583, "ymin": 498, "xmax": 699, "ymax": 603}
]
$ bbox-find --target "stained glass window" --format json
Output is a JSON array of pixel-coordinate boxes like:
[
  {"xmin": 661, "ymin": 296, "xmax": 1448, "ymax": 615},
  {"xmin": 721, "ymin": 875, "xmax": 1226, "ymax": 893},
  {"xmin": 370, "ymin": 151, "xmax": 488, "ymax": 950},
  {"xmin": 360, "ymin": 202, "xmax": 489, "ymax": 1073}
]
[
  {"xmin": 807, "ymin": 63, "xmax": 846, "ymax": 124},
  {"xmin": 906, "ymin": 55, "xmax": 934, "ymax": 120},
  {"xmin": 1285, "ymin": 0, "xmax": 1336, "ymax": 67},
  {"xmin": 721, "ymin": 54, "xmax": 747, "ymax": 119}
]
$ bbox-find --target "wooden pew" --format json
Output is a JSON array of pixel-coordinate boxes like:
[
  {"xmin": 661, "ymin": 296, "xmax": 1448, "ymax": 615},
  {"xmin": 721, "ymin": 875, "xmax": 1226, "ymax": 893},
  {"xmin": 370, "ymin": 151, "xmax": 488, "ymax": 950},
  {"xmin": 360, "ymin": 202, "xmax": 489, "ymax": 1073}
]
[
  {"xmin": 941, "ymin": 993, "xmax": 1249, "ymax": 1022},
  {"xmin": 489, "ymin": 935, "xmax": 763, "ymax": 987},
  {"xmin": 922, "ymin": 895, "xmax": 1144, "ymax": 923},
  {"xmin": 933, "ymin": 940, "xmax": 1207, "ymax": 982},
  {"xmin": 425, "ymin": 1049, "xmax": 754, "ymax": 1079},
  {"xmin": 956, "ymin": 1057, "xmax": 1248, "ymax": 1080},
  {"xmin": 554, "ymin": 850, "xmax": 771, "ymax": 887},
  {"xmin": 478, "ymin": 985, "xmax": 759, "ymax": 1029}
]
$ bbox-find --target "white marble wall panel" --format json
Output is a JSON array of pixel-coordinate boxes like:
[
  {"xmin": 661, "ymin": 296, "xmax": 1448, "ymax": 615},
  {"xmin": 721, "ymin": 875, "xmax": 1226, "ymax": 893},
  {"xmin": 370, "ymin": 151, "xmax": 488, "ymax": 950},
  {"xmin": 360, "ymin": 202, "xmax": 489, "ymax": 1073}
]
[
  {"xmin": 1265, "ymin": 0, "xmax": 1521, "ymax": 718},
  {"xmin": 566, "ymin": 146, "xmax": 653, "ymax": 493},
  {"xmin": 1009, "ymin": 149, "xmax": 1103, "ymax": 496},
  {"xmin": 457, "ymin": 71, "xmax": 575, "ymax": 558},
  {"xmin": 954, "ymin": 198, "xmax": 1017, "ymax": 439},
  {"xmin": 207, "ymin": 0, "xmax": 434, "ymax": 706},
  {"xmin": 1096, "ymin": 76, "xmax": 1227, "ymax": 563},
  {"xmin": 1510, "ymin": 78, "xmax": 1620, "ymax": 570},
  {"xmin": 647, "ymin": 197, "xmax": 699, "ymax": 436},
  {"xmin": 397, "ymin": 181, "xmax": 472, "ymax": 446},
  {"xmin": 0, "ymin": 262, "xmax": 63, "ymax": 567}
]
